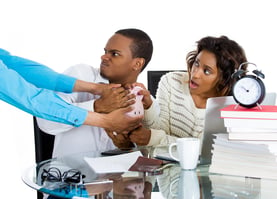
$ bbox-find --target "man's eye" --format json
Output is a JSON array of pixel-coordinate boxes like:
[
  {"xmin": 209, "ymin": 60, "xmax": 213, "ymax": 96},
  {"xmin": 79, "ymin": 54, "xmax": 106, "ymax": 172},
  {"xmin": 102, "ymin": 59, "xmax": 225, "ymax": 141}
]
[{"xmin": 112, "ymin": 52, "xmax": 119, "ymax": 57}]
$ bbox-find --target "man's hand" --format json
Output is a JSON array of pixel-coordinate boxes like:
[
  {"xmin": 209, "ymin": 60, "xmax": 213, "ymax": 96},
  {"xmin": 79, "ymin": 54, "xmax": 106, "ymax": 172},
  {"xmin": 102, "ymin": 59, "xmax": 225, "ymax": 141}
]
[
  {"xmin": 126, "ymin": 83, "xmax": 153, "ymax": 110},
  {"xmin": 94, "ymin": 87, "xmax": 135, "ymax": 113},
  {"xmin": 129, "ymin": 126, "xmax": 151, "ymax": 146},
  {"xmin": 105, "ymin": 129, "xmax": 134, "ymax": 149}
]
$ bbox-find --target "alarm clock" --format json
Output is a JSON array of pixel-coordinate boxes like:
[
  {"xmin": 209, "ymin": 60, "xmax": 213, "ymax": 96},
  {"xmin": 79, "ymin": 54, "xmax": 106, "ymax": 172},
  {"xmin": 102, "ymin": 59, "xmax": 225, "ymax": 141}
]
[{"xmin": 232, "ymin": 62, "xmax": 265, "ymax": 108}]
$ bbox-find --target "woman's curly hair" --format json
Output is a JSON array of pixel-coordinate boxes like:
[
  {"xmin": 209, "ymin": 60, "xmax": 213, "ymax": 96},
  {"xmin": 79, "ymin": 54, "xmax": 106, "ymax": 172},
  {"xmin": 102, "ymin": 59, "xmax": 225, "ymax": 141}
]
[{"xmin": 186, "ymin": 36, "xmax": 247, "ymax": 96}]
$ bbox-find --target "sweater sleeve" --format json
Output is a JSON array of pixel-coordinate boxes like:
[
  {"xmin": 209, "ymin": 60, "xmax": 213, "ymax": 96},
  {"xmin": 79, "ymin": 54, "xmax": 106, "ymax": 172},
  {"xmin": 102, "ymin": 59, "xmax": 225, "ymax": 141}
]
[
  {"xmin": 143, "ymin": 96, "xmax": 160, "ymax": 127},
  {"xmin": 144, "ymin": 97, "xmax": 178, "ymax": 146},
  {"xmin": 0, "ymin": 61, "xmax": 87, "ymax": 126},
  {"xmin": 143, "ymin": 74, "xmax": 172, "ymax": 146},
  {"xmin": 0, "ymin": 48, "xmax": 76, "ymax": 93}
]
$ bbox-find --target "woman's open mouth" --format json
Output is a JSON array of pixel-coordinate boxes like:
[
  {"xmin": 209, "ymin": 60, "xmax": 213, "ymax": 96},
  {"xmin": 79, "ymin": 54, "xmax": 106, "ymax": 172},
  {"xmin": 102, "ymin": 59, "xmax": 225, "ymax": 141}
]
[{"xmin": 190, "ymin": 80, "xmax": 199, "ymax": 89}]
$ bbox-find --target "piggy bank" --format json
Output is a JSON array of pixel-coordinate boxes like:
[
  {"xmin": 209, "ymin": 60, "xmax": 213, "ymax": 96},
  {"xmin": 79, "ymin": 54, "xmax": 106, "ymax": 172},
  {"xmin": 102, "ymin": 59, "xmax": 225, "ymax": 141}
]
[{"xmin": 126, "ymin": 86, "xmax": 144, "ymax": 117}]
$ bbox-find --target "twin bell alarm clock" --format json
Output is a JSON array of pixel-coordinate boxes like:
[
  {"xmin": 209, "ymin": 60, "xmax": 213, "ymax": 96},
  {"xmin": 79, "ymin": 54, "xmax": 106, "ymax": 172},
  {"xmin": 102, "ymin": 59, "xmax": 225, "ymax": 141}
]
[{"xmin": 231, "ymin": 62, "xmax": 265, "ymax": 108}]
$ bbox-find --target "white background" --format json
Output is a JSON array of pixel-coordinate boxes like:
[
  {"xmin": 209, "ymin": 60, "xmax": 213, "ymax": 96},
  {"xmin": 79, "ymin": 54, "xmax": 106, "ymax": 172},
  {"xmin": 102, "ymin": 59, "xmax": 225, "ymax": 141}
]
[{"xmin": 0, "ymin": 0, "xmax": 276, "ymax": 198}]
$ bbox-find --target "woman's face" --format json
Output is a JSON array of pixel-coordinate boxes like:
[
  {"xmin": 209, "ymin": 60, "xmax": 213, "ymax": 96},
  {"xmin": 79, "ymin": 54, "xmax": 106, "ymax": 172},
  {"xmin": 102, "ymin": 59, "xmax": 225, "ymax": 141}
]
[{"xmin": 189, "ymin": 50, "xmax": 220, "ymax": 98}]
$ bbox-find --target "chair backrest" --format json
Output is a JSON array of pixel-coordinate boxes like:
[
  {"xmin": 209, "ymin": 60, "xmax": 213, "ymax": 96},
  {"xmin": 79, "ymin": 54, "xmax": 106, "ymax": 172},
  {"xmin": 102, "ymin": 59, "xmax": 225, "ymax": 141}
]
[
  {"xmin": 33, "ymin": 117, "xmax": 55, "ymax": 163},
  {"xmin": 147, "ymin": 70, "xmax": 186, "ymax": 97},
  {"xmin": 33, "ymin": 117, "xmax": 55, "ymax": 199}
]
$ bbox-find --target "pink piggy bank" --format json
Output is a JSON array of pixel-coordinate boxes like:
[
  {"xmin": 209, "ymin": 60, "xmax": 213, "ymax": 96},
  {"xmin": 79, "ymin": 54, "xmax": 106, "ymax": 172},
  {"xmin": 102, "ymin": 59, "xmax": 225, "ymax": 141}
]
[{"xmin": 126, "ymin": 86, "xmax": 144, "ymax": 117}]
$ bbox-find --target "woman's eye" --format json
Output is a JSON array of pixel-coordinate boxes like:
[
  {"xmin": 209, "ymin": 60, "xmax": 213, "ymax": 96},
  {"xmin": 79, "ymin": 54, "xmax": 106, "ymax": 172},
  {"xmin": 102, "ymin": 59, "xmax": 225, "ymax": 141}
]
[
  {"xmin": 193, "ymin": 61, "xmax": 199, "ymax": 67},
  {"xmin": 204, "ymin": 69, "xmax": 211, "ymax": 75}
]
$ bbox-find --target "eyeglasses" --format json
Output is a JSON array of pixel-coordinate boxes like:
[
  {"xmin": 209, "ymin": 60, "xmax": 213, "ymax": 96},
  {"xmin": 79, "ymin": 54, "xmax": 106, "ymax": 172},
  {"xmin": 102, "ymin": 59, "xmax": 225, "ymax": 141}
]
[{"xmin": 41, "ymin": 167, "xmax": 85, "ymax": 185}]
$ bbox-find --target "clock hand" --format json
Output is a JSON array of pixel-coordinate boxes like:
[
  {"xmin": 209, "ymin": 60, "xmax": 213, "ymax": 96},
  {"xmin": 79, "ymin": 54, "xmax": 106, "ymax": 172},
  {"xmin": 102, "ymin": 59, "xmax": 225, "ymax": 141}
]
[{"xmin": 240, "ymin": 85, "xmax": 249, "ymax": 92}]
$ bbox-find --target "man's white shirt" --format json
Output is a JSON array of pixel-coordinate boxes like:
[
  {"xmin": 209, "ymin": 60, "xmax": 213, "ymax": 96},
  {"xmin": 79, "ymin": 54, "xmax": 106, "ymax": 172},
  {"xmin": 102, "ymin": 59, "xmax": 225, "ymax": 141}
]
[{"xmin": 37, "ymin": 64, "xmax": 116, "ymax": 158}]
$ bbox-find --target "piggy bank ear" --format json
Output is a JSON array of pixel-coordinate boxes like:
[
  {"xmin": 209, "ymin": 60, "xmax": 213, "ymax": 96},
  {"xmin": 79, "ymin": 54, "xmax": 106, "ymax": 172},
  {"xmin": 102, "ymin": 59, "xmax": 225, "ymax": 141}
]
[{"xmin": 130, "ymin": 86, "xmax": 143, "ymax": 95}]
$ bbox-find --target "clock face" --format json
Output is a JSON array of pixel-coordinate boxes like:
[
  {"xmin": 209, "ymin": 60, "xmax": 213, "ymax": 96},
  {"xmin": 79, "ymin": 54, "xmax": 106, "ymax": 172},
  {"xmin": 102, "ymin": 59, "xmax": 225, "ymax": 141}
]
[{"xmin": 233, "ymin": 76, "xmax": 265, "ymax": 107}]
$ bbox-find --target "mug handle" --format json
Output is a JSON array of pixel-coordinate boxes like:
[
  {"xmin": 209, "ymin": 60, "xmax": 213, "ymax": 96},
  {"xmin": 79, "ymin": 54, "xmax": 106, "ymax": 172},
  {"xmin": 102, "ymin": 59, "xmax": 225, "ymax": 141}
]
[{"xmin": 169, "ymin": 143, "xmax": 179, "ymax": 161}]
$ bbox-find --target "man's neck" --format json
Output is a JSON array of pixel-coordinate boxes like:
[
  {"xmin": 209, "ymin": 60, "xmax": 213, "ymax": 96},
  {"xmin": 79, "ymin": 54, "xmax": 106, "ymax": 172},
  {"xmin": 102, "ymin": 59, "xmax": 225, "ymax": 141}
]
[{"xmin": 110, "ymin": 78, "xmax": 138, "ymax": 87}]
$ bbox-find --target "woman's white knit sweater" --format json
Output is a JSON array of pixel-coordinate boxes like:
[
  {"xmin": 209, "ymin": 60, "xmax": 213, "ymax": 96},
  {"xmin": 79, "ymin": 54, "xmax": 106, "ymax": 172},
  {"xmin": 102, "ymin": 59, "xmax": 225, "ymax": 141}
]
[{"xmin": 143, "ymin": 71, "xmax": 206, "ymax": 146}]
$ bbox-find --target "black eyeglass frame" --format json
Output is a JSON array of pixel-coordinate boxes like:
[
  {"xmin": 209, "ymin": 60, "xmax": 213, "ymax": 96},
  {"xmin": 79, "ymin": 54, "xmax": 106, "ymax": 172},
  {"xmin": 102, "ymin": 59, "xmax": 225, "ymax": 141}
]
[{"xmin": 41, "ymin": 167, "xmax": 85, "ymax": 185}]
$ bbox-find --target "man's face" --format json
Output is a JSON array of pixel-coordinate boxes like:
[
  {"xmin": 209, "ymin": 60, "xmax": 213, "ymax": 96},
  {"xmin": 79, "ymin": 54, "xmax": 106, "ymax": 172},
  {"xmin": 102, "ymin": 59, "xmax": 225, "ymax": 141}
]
[{"xmin": 100, "ymin": 33, "xmax": 136, "ymax": 84}]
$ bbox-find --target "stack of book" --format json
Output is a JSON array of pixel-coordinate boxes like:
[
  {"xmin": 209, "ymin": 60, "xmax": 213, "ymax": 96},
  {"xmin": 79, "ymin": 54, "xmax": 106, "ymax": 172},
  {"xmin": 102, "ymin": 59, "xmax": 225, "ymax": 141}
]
[
  {"xmin": 209, "ymin": 104, "xmax": 277, "ymax": 180},
  {"xmin": 209, "ymin": 133, "xmax": 277, "ymax": 179},
  {"xmin": 221, "ymin": 104, "xmax": 277, "ymax": 141}
]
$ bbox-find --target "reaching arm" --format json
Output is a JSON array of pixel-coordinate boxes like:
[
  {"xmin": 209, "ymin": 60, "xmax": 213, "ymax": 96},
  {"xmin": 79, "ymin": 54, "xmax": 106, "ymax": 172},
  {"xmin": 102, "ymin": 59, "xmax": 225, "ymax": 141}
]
[
  {"xmin": 0, "ymin": 48, "xmax": 120, "ymax": 95},
  {"xmin": 0, "ymin": 61, "xmax": 87, "ymax": 126},
  {"xmin": 0, "ymin": 49, "xmax": 143, "ymax": 131},
  {"xmin": 0, "ymin": 48, "xmax": 76, "ymax": 93},
  {"xmin": 0, "ymin": 61, "xmax": 143, "ymax": 132}
]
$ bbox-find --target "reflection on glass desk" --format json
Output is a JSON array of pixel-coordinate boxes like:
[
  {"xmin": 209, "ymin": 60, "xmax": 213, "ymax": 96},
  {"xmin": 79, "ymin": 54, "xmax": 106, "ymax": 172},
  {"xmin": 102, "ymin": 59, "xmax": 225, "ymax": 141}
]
[{"xmin": 22, "ymin": 147, "xmax": 277, "ymax": 199}]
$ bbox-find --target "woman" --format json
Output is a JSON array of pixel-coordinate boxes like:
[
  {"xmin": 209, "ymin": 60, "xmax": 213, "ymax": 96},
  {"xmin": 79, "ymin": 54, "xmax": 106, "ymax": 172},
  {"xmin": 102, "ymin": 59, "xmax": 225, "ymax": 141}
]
[{"xmin": 111, "ymin": 35, "xmax": 247, "ymax": 147}]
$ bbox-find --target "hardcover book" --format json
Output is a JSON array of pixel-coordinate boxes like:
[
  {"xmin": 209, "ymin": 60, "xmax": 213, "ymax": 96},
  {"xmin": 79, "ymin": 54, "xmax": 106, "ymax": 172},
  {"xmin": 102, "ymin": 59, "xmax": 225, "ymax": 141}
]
[{"xmin": 220, "ymin": 105, "xmax": 277, "ymax": 120}]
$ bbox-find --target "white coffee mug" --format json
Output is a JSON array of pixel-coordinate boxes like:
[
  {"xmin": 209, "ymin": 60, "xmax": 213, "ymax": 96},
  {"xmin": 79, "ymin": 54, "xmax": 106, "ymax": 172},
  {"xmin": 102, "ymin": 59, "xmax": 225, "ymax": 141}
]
[
  {"xmin": 169, "ymin": 137, "xmax": 200, "ymax": 170},
  {"xmin": 169, "ymin": 170, "xmax": 200, "ymax": 199}
]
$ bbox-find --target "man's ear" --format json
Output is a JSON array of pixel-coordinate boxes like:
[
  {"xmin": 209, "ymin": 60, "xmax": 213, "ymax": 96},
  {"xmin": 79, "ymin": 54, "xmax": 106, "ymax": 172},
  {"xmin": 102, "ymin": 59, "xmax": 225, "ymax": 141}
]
[{"xmin": 133, "ymin": 58, "xmax": 145, "ymax": 71}]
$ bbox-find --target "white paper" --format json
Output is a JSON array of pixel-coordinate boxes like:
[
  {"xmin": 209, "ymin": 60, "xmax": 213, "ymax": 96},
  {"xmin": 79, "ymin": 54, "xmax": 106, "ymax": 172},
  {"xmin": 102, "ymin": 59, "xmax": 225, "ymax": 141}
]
[{"xmin": 84, "ymin": 151, "xmax": 142, "ymax": 173}]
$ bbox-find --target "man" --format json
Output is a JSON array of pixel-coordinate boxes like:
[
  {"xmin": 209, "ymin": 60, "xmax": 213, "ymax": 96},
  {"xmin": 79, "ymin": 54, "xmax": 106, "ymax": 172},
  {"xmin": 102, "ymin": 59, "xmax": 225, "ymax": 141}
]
[
  {"xmin": 37, "ymin": 28, "xmax": 153, "ymax": 157},
  {"xmin": 0, "ymin": 48, "xmax": 141, "ymax": 133}
]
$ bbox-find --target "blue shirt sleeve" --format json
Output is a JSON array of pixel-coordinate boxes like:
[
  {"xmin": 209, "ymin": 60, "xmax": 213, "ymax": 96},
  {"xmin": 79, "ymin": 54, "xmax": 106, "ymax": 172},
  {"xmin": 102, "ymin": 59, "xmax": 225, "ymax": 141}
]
[
  {"xmin": 0, "ymin": 48, "xmax": 76, "ymax": 93},
  {"xmin": 0, "ymin": 60, "xmax": 87, "ymax": 127}
]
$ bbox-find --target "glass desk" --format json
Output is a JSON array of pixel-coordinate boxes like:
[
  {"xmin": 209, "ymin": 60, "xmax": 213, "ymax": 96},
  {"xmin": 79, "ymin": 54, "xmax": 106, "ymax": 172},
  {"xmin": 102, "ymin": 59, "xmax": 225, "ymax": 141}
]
[{"xmin": 22, "ymin": 147, "xmax": 277, "ymax": 199}]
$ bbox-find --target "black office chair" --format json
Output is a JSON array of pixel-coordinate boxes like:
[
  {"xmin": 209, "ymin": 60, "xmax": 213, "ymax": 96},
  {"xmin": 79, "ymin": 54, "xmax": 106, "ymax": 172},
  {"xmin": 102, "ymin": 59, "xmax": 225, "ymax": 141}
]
[
  {"xmin": 147, "ymin": 70, "xmax": 186, "ymax": 97},
  {"xmin": 33, "ymin": 116, "xmax": 55, "ymax": 199}
]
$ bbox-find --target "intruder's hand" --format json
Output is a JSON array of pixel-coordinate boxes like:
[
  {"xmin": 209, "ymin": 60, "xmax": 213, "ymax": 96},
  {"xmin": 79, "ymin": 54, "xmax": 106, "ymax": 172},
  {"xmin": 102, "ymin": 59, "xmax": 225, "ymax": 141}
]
[
  {"xmin": 94, "ymin": 87, "xmax": 135, "ymax": 113},
  {"xmin": 74, "ymin": 80, "xmax": 121, "ymax": 95},
  {"xmin": 92, "ymin": 83, "xmax": 122, "ymax": 95},
  {"xmin": 84, "ymin": 106, "xmax": 142, "ymax": 132},
  {"xmin": 129, "ymin": 126, "xmax": 151, "ymax": 146},
  {"xmin": 105, "ymin": 107, "xmax": 143, "ymax": 133}
]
